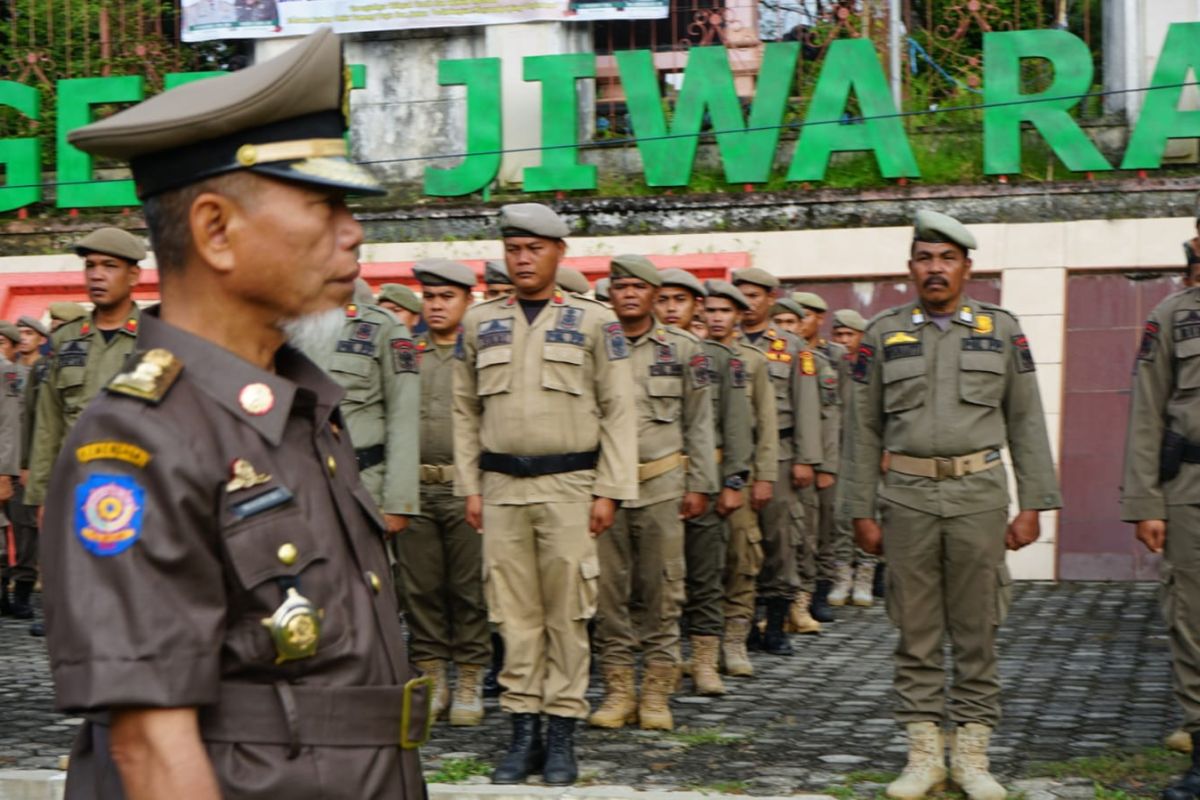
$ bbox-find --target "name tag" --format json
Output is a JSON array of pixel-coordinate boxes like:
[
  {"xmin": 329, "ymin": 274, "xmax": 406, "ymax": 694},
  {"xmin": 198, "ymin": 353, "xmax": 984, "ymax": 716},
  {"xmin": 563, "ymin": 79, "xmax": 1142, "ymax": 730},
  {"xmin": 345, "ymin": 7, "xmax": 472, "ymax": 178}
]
[
  {"xmin": 230, "ymin": 486, "xmax": 294, "ymax": 520},
  {"xmin": 336, "ymin": 339, "xmax": 377, "ymax": 357}
]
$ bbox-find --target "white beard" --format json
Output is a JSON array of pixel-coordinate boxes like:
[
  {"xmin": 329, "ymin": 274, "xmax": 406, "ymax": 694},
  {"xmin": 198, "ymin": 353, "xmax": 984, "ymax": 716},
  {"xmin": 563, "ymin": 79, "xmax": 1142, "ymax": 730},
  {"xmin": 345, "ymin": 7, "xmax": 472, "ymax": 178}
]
[{"xmin": 282, "ymin": 307, "xmax": 345, "ymax": 371}]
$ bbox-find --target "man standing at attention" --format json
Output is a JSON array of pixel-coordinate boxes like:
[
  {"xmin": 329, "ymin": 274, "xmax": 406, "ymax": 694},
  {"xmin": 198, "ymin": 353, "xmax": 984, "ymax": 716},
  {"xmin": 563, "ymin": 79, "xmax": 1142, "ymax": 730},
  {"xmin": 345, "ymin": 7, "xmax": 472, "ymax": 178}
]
[
  {"xmin": 454, "ymin": 203, "xmax": 637, "ymax": 786},
  {"xmin": 844, "ymin": 210, "xmax": 1060, "ymax": 800}
]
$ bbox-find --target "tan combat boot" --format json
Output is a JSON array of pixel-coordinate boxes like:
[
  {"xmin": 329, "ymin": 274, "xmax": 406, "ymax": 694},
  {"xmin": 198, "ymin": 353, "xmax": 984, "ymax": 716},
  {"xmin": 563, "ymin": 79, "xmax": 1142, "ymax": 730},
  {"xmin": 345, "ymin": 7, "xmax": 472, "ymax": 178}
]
[
  {"xmin": 827, "ymin": 562, "xmax": 854, "ymax": 606},
  {"xmin": 886, "ymin": 722, "xmax": 947, "ymax": 800},
  {"xmin": 785, "ymin": 592, "xmax": 822, "ymax": 634},
  {"xmin": 852, "ymin": 562, "xmax": 877, "ymax": 607},
  {"xmin": 689, "ymin": 635, "xmax": 727, "ymax": 695},
  {"xmin": 1168, "ymin": 729, "xmax": 1195, "ymax": 753},
  {"xmin": 721, "ymin": 618, "xmax": 754, "ymax": 677},
  {"xmin": 638, "ymin": 662, "xmax": 676, "ymax": 731},
  {"xmin": 449, "ymin": 663, "xmax": 486, "ymax": 727},
  {"xmin": 588, "ymin": 666, "xmax": 638, "ymax": 729},
  {"xmin": 950, "ymin": 723, "xmax": 1005, "ymax": 800},
  {"xmin": 415, "ymin": 659, "xmax": 450, "ymax": 720}
]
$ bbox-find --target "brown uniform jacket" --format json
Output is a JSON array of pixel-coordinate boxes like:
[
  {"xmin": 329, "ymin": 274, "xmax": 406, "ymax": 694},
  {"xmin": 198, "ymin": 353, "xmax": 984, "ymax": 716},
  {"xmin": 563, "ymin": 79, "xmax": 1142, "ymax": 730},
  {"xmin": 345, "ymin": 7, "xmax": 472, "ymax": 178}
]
[
  {"xmin": 843, "ymin": 297, "xmax": 1062, "ymax": 519},
  {"xmin": 416, "ymin": 334, "xmax": 455, "ymax": 466},
  {"xmin": 453, "ymin": 290, "xmax": 638, "ymax": 504},
  {"xmin": 43, "ymin": 311, "xmax": 425, "ymax": 800}
]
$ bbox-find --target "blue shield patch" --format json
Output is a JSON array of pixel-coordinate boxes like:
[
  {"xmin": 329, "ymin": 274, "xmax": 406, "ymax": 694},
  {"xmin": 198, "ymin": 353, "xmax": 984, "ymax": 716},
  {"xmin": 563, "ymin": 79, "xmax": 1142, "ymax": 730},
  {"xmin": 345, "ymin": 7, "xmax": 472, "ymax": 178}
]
[{"xmin": 75, "ymin": 474, "xmax": 145, "ymax": 557}]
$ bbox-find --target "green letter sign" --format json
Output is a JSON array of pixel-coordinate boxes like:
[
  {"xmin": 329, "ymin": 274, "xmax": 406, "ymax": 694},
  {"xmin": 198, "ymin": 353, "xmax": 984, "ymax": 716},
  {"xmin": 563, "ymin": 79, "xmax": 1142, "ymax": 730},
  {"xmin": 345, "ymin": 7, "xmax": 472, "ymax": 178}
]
[
  {"xmin": 523, "ymin": 53, "xmax": 597, "ymax": 192},
  {"xmin": 56, "ymin": 76, "xmax": 143, "ymax": 208},
  {"xmin": 0, "ymin": 82, "xmax": 41, "ymax": 212},
  {"xmin": 1123, "ymin": 22, "xmax": 1200, "ymax": 169},
  {"xmin": 983, "ymin": 29, "xmax": 1111, "ymax": 174},
  {"xmin": 787, "ymin": 39, "xmax": 918, "ymax": 182},
  {"xmin": 424, "ymin": 58, "xmax": 502, "ymax": 197}
]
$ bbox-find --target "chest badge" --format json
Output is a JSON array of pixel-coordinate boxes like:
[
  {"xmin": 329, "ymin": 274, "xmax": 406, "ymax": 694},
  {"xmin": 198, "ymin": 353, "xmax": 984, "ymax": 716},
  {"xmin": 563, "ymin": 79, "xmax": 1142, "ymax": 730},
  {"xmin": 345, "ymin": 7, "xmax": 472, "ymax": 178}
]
[
  {"xmin": 239, "ymin": 383, "xmax": 275, "ymax": 416},
  {"xmin": 973, "ymin": 314, "xmax": 994, "ymax": 336},
  {"xmin": 262, "ymin": 587, "xmax": 323, "ymax": 664},
  {"xmin": 226, "ymin": 459, "xmax": 271, "ymax": 493}
]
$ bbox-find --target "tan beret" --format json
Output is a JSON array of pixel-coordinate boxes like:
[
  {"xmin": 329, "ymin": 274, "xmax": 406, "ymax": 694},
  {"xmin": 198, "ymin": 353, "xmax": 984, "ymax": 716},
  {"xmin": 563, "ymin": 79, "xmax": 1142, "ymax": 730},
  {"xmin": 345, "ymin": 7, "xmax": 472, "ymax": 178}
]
[
  {"xmin": 377, "ymin": 283, "xmax": 422, "ymax": 314},
  {"xmin": 16, "ymin": 316, "xmax": 48, "ymax": 338},
  {"xmin": 499, "ymin": 203, "xmax": 570, "ymax": 239},
  {"xmin": 609, "ymin": 255, "xmax": 662, "ymax": 288},
  {"xmin": 792, "ymin": 291, "xmax": 828, "ymax": 313},
  {"xmin": 557, "ymin": 267, "xmax": 591, "ymax": 294},
  {"xmin": 660, "ymin": 268, "xmax": 706, "ymax": 297},
  {"xmin": 771, "ymin": 298, "xmax": 807, "ymax": 319},
  {"xmin": 705, "ymin": 279, "xmax": 751, "ymax": 310},
  {"xmin": 731, "ymin": 267, "xmax": 780, "ymax": 290},
  {"xmin": 914, "ymin": 209, "xmax": 977, "ymax": 251},
  {"xmin": 67, "ymin": 29, "xmax": 383, "ymax": 199},
  {"xmin": 413, "ymin": 259, "xmax": 476, "ymax": 290},
  {"xmin": 832, "ymin": 309, "xmax": 867, "ymax": 332},
  {"xmin": 484, "ymin": 260, "xmax": 512, "ymax": 285},
  {"xmin": 594, "ymin": 277, "xmax": 611, "ymax": 301},
  {"xmin": 0, "ymin": 322, "xmax": 18, "ymax": 345},
  {"xmin": 74, "ymin": 227, "xmax": 146, "ymax": 263},
  {"xmin": 48, "ymin": 302, "xmax": 87, "ymax": 323}
]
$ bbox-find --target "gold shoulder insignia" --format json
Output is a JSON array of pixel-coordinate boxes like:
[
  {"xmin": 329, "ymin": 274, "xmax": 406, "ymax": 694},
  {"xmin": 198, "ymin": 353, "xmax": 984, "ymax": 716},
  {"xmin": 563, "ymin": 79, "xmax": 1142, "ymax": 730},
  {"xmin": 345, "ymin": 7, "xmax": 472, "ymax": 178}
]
[{"xmin": 106, "ymin": 348, "xmax": 183, "ymax": 404}]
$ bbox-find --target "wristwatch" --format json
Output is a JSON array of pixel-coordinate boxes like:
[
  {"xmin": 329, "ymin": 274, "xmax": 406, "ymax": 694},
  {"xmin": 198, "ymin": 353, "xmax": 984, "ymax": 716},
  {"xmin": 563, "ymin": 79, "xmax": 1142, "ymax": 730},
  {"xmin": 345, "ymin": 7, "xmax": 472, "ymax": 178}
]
[{"xmin": 723, "ymin": 474, "xmax": 747, "ymax": 491}]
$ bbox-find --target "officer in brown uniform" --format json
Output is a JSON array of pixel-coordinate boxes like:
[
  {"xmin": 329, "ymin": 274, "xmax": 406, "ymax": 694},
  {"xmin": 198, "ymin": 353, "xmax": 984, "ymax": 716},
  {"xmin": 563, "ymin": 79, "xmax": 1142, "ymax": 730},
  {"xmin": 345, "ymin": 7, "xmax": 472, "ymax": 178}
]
[
  {"xmin": 704, "ymin": 280, "xmax": 778, "ymax": 676},
  {"xmin": 590, "ymin": 256, "xmax": 717, "ymax": 730},
  {"xmin": 731, "ymin": 267, "xmax": 823, "ymax": 652},
  {"xmin": 844, "ymin": 210, "xmax": 1060, "ymax": 800},
  {"xmin": 26, "ymin": 227, "xmax": 146, "ymax": 509},
  {"xmin": 377, "ymin": 283, "xmax": 422, "ymax": 331},
  {"xmin": 42, "ymin": 29, "xmax": 428, "ymax": 799},
  {"xmin": 453, "ymin": 203, "xmax": 637, "ymax": 785},
  {"xmin": 1122, "ymin": 263, "xmax": 1200, "ymax": 800},
  {"xmin": 484, "ymin": 261, "xmax": 516, "ymax": 301},
  {"xmin": 400, "ymin": 258, "xmax": 491, "ymax": 727}
]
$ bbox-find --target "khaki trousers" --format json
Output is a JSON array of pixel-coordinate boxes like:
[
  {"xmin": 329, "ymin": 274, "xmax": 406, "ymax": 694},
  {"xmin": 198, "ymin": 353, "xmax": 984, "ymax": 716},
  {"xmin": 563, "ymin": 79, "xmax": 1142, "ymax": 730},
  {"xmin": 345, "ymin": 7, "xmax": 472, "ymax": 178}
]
[
  {"xmin": 1165, "ymin": 504, "xmax": 1200, "ymax": 733},
  {"xmin": 882, "ymin": 502, "xmax": 1011, "ymax": 727},
  {"xmin": 756, "ymin": 461, "xmax": 802, "ymax": 601},
  {"xmin": 596, "ymin": 499, "xmax": 686, "ymax": 666},
  {"xmin": 816, "ymin": 482, "xmax": 853, "ymax": 580},
  {"xmin": 794, "ymin": 483, "xmax": 819, "ymax": 594},
  {"xmin": 683, "ymin": 502, "xmax": 728, "ymax": 637},
  {"xmin": 723, "ymin": 490, "xmax": 763, "ymax": 621},
  {"xmin": 396, "ymin": 484, "xmax": 491, "ymax": 665},
  {"xmin": 482, "ymin": 501, "xmax": 597, "ymax": 719}
]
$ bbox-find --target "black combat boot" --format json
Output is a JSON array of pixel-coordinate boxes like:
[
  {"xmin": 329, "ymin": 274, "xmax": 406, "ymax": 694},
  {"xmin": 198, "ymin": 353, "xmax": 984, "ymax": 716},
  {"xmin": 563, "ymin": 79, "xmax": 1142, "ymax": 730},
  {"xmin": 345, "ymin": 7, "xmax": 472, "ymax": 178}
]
[
  {"xmin": 542, "ymin": 715, "xmax": 579, "ymax": 786},
  {"xmin": 483, "ymin": 632, "xmax": 505, "ymax": 698},
  {"xmin": 810, "ymin": 580, "xmax": 835, "ymax": 623},
  {"xmin": 762, "ymin": 598, "xmax": 794, "ymax": 656},
  {"xmin": 746, "ymin": 601, "xmax": 765, "ymax": 651},
  {"xmin": 873, "ymin": 562, "xmax": 886, "ymax": 599},
  {"xmin": 1164, "ymin": 732, "xmax": 1200, "ymax": 800},
  {"xmin": 0, "ymin": 578, "xmax": 11, "ymax": 616},
  {"xmin": 492, "ymin": 713, "xmax": 544, "ymax": 784},
  {"xmin": 28, "ymin": 622, "xmax": 45, "ymax": 637},
  {"xmin": 10, "ymin": 581, "xmax": 34, "ymax": 620}
]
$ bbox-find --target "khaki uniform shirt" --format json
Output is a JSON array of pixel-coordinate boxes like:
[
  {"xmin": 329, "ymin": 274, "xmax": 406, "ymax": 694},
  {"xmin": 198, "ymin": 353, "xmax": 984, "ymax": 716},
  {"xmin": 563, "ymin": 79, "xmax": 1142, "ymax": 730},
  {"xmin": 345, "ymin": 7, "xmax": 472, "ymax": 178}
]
[
  {"xmin": 416, "ymin": 334, "xmax": 455, "ymax": 466},
  {"xmin": 817, "ymin": 338, "xmax": 853, "ymax": 408},
  {"xmin": 309, "ymin": 304, "xmax": 419, "ymax": 516},
  {"xmin": 812, "ymin": 347, "xmax": 842, "ymax": 475},
  {"xmin": 43, "ymin": 311, "xmax": 424, "ymax": 800},
  {"xmin": 20, "ymin": 356, "xmax": 47, "ymax": 470},
  {"xmin": 703, "ymin": 339, "xmax": 754, "ymax": 482},
  {"xmin": 741, "ymin": 328, "xmax": 822, "ymax": 465},
  {"xmin": 453, "ymin": 291, "xmax": 638, "ymax": 504},
  {"xmin": 27, "ymin": 307, "xmax": 141, "ymax": 505},
  {"xmin": 626, "ymin": 326, "xmax": 718, "ymax": 508},
  {"xmin": 1122, "ymin": 287, "xmax": 1200, "ymax": 519},
  {"xmin": 0, "ymin": 359, "xmax": 21, "ymax": 476},
  {"xmin": 735, "ymin": 342, "xmax": 779, "ymax": 482},
  {"xmin": 843, "ymin": 297, "xmax": 1062, "ymax": 519}
]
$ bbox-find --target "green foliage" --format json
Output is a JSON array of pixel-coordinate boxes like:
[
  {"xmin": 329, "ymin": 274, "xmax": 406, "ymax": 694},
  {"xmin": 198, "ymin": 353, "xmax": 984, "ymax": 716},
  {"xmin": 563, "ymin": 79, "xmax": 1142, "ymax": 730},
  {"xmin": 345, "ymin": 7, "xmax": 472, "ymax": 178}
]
[{"xmin": 425, "ymin": 757, "xmax": 493, "ymax": 783}]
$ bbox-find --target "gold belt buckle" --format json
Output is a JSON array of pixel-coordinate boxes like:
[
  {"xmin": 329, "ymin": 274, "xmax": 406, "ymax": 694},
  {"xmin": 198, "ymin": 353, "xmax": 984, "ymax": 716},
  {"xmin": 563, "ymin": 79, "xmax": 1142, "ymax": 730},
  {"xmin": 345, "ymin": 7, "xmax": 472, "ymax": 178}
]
[
  {"xmin": 400, "ymin": 676, "xmax": 434, "ymax": 750},
  {"xmin": 933, "ymin": 457, "xmax": 954, "ymax": 481}
]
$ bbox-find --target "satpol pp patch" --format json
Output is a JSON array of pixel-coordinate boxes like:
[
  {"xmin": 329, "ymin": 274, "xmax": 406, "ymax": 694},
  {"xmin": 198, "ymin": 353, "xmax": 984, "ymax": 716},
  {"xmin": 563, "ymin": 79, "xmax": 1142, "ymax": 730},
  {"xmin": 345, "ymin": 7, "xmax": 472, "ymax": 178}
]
[{"xmin": 75, "ymin": 474, "xmax": 145, "ymax": 557}]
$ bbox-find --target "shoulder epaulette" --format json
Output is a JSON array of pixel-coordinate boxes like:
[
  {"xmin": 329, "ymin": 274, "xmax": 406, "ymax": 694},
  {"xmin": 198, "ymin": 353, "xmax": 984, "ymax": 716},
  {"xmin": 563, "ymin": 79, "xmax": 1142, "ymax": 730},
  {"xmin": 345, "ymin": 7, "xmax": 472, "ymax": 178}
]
[
  {"xmin": 105, "ymin": 348, "xmax": 183, "ymax": 404},
  {"xmin": 666, "ymin": 325, "xmax": 701, "ymax": 344}
]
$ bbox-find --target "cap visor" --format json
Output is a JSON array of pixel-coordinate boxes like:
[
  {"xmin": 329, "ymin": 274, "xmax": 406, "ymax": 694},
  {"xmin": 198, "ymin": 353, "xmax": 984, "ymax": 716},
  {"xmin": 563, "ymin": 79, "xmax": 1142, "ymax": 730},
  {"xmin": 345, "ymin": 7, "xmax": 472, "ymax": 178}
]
[{"xmin": 252, "ymin": 156, "xmax": 387, "ymax": 197}]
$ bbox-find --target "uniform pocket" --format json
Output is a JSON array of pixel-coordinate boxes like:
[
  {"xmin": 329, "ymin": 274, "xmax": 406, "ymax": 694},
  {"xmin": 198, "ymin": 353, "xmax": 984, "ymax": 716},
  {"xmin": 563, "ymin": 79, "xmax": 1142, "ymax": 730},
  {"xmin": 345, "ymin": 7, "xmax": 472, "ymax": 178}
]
[
  {"xmin": 476, "ymin": 346, "xmax": 513, "ymax": 396},
  {"xmin": 56, "ymin": 366, "xmax": 86, "ymax": 417},
  {"xmin": 574, "ymin": 556, "xmax": 600, "ymax": 620},
  {"xmin": 661, "ymin": 557, "xmax": 687, "ymax": 619},
  {"xmin": 646, "ymin": 376, "xmax": 683, "ymax": 423},
  {"xmin": 960, "ymin": 350, "xmax": 1006, "ymax": 408},
  {"xmin": 1177, "ymin": 339, "xmax": 1200, "ymax": 391},
  {"xmin": 882, "ymin": 357, "xmax": 927, "ymax": 413},
  {"xmin": 482, "ymin": 561, "xmax": 503, "ymax": 624},
  {"xmin": 542, "ymin": 344, "xmax": 586, "ymax": 395},
  {"xmin": 992, "ymin": 563, "xmax": 1014, "ymax": 626},
  {"xmin": 329, "ymin": 353, "xmax": 374, "ymax": 396},
  {"xmin": 222, "ymin": 510, "xmax": 328, "ymax": 591}
]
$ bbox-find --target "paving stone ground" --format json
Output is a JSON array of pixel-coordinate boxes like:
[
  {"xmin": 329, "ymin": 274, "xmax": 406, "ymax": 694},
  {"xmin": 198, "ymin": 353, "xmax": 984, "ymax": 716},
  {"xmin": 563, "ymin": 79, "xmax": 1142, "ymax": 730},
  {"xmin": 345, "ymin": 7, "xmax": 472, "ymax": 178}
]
[{"xmin": 0, "ymin": 582, "xmax": 1178, "ymax": 796}]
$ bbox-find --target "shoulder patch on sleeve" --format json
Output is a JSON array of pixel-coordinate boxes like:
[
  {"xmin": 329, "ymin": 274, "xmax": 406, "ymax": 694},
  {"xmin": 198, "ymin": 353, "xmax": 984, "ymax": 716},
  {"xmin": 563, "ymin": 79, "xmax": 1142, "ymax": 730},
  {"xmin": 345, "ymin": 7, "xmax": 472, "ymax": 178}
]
[
  {"xmin": 390, "ymin": 338, "xmax": 419, "ymax": 373},
  {"xmin": 1137, "ymin": 320, "xmax": 1159, "ymax": 364},
  {"xmin": 106, "ymin": 348, "xmax": 182, "ymax": 404},
  {"xmin": 852, "ymin": 344, "xmax": 874, "ymax": 384},
  {"xmin": 689, "ymin": 354, "xmax": 712, "ymax": 389},
  {"xmin": 1011, "ymin": 334, "xmax": 1036, "ymax": 373},
  {"xmin": 729, "ymin": 357, "xmax": 747, "ymax": 389},
  {"xmin": 454, "ymin": 331, "xmax": 465, "ymax": 361},
  {"xmin": 75, "ymin": 474, "xmax": 144, "ymax": 557},
  {"xmin": 799, "ymin": 351, "xmax": 816, "ymax": 376},
  {"xmin": 604, "ymin": 322, "xmax": 629, "ymax": 361}
]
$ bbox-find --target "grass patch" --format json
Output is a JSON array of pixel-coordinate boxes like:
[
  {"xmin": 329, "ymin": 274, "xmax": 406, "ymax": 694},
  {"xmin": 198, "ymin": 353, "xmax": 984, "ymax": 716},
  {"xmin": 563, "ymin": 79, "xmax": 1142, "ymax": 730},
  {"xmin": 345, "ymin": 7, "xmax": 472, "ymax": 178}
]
[
  {"xmin": 426, "ymin": 757, "xmax": 492, "ymax": 783},
  {"xmin": 843, "ymin": 769, "xmax": 900, "ymax": 785},
  {"xmin": 668, "ymin": 726, "xmax": 742, "ymax": 747},
  {"xmin": 1027, "ymin": 748, "xmax": 1187, "ymax": 798},
  {"xmin": 686, "ymin": 780, "xmax": 750, "ymax": 795}
]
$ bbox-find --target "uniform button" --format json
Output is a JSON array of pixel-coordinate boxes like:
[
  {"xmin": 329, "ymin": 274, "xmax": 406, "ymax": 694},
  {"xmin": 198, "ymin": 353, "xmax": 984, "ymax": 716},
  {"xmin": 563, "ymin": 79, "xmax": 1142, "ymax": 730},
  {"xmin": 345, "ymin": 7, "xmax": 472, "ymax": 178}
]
[
  {"xmin": 277, "ymin": 543, "xmax": 298, "ymax": 565},
  {"xmin": 326, "ymin": 455, "xmax": 337, "ymax": 476},
  {"xmin": 366, "ymin": 571, "xmax": 382, "ymax": 593}
]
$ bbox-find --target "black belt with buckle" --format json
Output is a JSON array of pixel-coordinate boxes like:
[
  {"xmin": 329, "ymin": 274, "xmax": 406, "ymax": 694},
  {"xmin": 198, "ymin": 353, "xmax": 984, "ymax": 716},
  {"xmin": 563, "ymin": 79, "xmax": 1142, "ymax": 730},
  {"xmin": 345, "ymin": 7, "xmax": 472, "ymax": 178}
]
[
  {"xmin": 479, "ymin": 450, "xmax": 600, "ymax": 477},
  {"xmin": 778, "ymin": 427, "xmax": 794, "ymax": 440},
  {"xmin": 356, "ymin": 444, "xmax": 385, "ymax": 472}
]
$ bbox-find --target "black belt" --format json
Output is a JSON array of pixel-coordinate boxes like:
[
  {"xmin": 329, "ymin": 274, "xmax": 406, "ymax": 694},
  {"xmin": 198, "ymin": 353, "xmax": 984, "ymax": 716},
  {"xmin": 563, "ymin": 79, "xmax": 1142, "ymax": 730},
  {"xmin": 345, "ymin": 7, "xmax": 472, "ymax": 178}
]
[
  {"xmin": 356, "ymin": 444, "xmax": 385, "ymax": 471},
  {"xmin": 479, "ymin": 450, "xmax": 599, "ymax": 477},
  {"xmin": 778, "ymin": 427, "xmax": 794, "ymax": 440},
  {"xmin": 1184, "ymin": 442, "xmax": 1200, "ymax": 463}
]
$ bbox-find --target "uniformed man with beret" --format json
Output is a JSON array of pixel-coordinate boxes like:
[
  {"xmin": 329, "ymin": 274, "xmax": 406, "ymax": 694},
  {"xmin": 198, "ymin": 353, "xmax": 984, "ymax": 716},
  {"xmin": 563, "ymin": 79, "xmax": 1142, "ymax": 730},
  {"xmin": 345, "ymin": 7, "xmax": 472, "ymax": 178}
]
[
  {"xmin": 704, "ymin": 280, "xmax": 779, "ymax": 676},
  {"xmin": 731, "ymin": 267, "xmax": 823, "ymax": 651},
  {"xmin": 26, "ymin": 227, "xmax": 146, "ymax": 510},
  {"xmin": 655, "ymin": 268, "xmax": 753, "ymax": 694},
  {"xmin": 42, "ymin": 29, "xmax": 427, "ymax": 799},
  {"xmin": 453, "ymin": 202, "xmax": 637, "ymax": 785},
  {"xmin": 1122, "ymin": 237, "xmax": 1200, "ymax": 799},
  {"xmin": 557, "ymin": 266, "xmax": 591, "ymax": 296},
  {"xmin": 400, "ymin": 258, "xmax": 491, "ymax": 727},
  {"xmin": 769, "ymin": 297, "xmax": 805, "ymax": 335},
  {"xmin": 589, "ymin": 256, "xmax": 716, "ymax": 730},
  {"xmin": 484, "ymin": 260, "xmax": 516, "ymax": 301},
  {"xmin": 829, "ymin": 308, "xmax": 879, "ymax": 607},
  {"xmin": 844, "ymin": 210, "xmax": 1060, "ymax": 800},
  {"xmin": 0, "ymin": 325, "xmax": 19, "ymax": 614},
  {"xmin": 377, "ymin": 283, "xmax": 423, "ymax": 330}
]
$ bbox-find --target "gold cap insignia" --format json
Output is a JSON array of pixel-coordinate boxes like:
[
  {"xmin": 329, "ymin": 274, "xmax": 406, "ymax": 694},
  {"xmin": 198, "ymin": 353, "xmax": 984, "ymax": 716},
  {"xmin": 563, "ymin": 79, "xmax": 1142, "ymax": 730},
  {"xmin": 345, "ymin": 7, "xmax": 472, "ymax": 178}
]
[{"xmin": 226, "ymin": 458, "xmax": 271, "ymax": 493}]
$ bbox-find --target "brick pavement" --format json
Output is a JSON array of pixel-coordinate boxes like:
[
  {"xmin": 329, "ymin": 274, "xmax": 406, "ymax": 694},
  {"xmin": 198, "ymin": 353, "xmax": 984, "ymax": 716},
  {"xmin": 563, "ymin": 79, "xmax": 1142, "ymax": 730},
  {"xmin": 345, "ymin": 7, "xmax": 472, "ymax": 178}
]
[{"xmin": 0, "ymin": 582, "xmax": 1175, "ymax": 794}]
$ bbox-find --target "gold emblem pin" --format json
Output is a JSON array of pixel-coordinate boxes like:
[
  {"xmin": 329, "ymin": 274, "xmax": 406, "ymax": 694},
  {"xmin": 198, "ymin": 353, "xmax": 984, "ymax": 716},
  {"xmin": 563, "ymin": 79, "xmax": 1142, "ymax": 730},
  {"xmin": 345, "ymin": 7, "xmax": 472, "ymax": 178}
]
[
  {"xmin": 239, "ymin": 383, "xmax": 275, "ymax": 416},
  {"xmin": 226, "ymin": 458, "xmax": 271, "ymax": 493},
  {"xmin": 261, "ymin": 587, "xmax": 322, "ymax": 664}
]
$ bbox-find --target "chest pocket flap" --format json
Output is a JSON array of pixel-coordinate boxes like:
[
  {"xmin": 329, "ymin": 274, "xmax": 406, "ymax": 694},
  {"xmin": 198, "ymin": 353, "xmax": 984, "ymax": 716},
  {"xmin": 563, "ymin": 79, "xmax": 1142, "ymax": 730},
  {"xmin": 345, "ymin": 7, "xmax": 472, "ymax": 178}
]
[
  {"xmin": 960, "ymin": 349, "xmax": 1006, "ymax": 408},
  {"xmin": 543, "ymin": 344, "xmax": 586, "ymax": 395},
  {"xmin": 330, "ymin": 353, "xmax": 372, "ymax": 378},
  {"xmin": 476, "ymin": 346, "xmax": 513, "ymax": 396},
  {"xmin": 881, "ymin": 354, "xmax": 927, "ymax": 413},
  {"xmin": 223, "ymin": 509, "xmax": 327, "ymax": 590},
  {"xmin": 646, "ymin": 375, "xmax": 682, "ymax": 422},
  {"xmin": 1177, "ymin": 337, "xmax": 1200, "ymax": 390}
]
